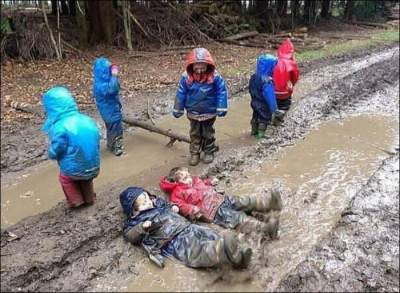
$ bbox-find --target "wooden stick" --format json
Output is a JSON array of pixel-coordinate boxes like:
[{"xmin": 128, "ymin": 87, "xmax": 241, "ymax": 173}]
[{"xmin": 122, "ymin": 115, "xmax": 190, "ymax": 144}]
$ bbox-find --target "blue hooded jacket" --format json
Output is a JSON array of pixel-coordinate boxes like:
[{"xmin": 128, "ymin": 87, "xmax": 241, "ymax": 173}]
[
  {"xmin": 174, "ymin": 48, "xmax": 228, "ymax": 117},
  {"xmin": 249, "ymin": 54, "xmax": 278, "ymax": 113},
  {"xmin": 42, "ymin": 86, "xmax": 100, "ymax": 179},
  {"xmin": 93, "ymin": 57, "xmax": 122, "ymax": 124}
]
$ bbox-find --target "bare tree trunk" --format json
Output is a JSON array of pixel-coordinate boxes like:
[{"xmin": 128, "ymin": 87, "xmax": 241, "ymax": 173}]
[
  {"xmin": 344, "ymin": 0, "xmax": 355, "ymax": 21},
  {"xmin": 321, "ymin": 0, "xmax": 331, "ymax": 18},
  {"xmin": 41, "ymin": 1, "xmax": 61, "ymax": 60},
  {"xmin": 123, "ymin": 0, "xmax": 133, "ymax": 51},
  {"xmin": 76, "ymin": 0, "xmax": 88, "ymax": 47},
  {"xmin": 56, "ymin": 0, "xmax": 63, "ymax": 58}
]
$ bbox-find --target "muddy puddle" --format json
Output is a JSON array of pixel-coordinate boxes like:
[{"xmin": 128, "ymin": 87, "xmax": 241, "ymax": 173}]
[
  {"xmin": 0, "ymin": 100, "xmax": 254, "ymax": 228},
  {"xmin": 230, "ymin": 114, "xmax": 399, "ymax": 291},
  {"xmin": 91, "ymin": 113, "xmax": 398, "ymax": 292}
]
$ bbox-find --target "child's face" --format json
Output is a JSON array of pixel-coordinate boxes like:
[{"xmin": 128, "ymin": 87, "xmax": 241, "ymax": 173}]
[
  {"xmin": 193, "ymin": 62, "xmax": 207, "ymax": 74},
  {"xmin": 175, "ymin": 168, "xmax": 192, "ymax": 185},
  {"xmin": 134, "ymin": 192, "xmax": 154, "ymax": 212}
]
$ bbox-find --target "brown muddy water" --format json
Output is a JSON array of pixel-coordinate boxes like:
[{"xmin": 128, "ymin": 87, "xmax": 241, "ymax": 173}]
[{"xmin": 92, "ymin": 113, "xmax": 398, "ymax": 292}]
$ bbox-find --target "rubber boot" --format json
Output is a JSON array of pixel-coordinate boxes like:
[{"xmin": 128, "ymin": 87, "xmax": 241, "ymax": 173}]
[
  {"xmin": 250, "ymin": 120, "xmax": 258, "ymax": 136},
  {"xmin": 236, "ymin": 215, "xmax": 279, "ymax": 239},
  {"xmin": 112, "ymin": 137, "xmax": 124, "ymax": 156},
  {"xmin": 203, "ymin": 152, "xmax": 214, "ymax": 164},
  {"xmin": 255, "ymin": 129, "xmax": 266, "ymax": 140},
  {"xmin": 254, "ymin": 189, "xmax": 283, "ymax": 213},
  {"xmin": 223, "ymin": 232, "xmax": 253, "ymax": 269},
  {"xmin": 189, "ymin": 154, "xmax": 200, "ymax": 166}
]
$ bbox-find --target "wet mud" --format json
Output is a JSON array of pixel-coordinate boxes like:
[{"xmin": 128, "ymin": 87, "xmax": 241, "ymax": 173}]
[{"xmin": 1, "ymin": 45, "xmax": 399, "ymax": 292}]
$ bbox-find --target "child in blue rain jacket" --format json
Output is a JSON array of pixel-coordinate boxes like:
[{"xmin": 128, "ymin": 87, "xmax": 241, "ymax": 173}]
[
  {"xmin": 248, "ymin": 54, "xmax": 284, "ymax": 139},
  {"xmin": 41, "ymin": 86, "xmax": 100, "ymax": 208},
  {"xmin": 93, "ymin": 57, "xmax": 124, "ymax": 156},
  {"xmin": 173, "ymin": 48, "xmax": 228, "ymax": 166}
]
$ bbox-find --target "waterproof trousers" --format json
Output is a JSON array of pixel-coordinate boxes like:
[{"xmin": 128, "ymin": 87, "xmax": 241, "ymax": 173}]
[
  {"xmin": 59, "ymin": 173, "xmax": 96, "ymax": 207},
  {"xmin": 189, "ymin": 117, "xmax": 218, "ymax": 155}
]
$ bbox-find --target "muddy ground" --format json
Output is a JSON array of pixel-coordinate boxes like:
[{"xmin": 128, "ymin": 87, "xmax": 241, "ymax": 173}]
[
  {"xmin": 276, "ymin": 153, "xmax": 399, "ymax": 292},
  {"xmin": 1, "ymin": 42, "xmax": 399, "ymax": 291}
]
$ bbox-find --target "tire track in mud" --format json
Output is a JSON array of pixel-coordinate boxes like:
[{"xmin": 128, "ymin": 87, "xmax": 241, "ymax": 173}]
[
  {"xmin": 275, "ymin": 153, "xmax": 399, "ymax": 292},
  {"xmin": 1, "ymin": 48, "xmax": 399, "ymax": 292}
]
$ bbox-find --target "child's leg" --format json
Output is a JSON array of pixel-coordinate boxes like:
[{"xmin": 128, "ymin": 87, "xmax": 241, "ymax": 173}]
[
  {"xmin": 277, "ymin": 97, "xmax": 292, "ymax": 111},
  {"xmin": 78, "ymin": 179, "xmax": 96, "ymax": 205},
  {"xmin": 189, "ymin": 118, "xmax": 202, "ymax": 165},
  {"xmin": 59, "ymin": 173, "xmax": 85, "ymax": 208},
  {"xmin": 201, "ymin": 118, "xmax": 217, "ymax": 163},
  {"xmin": 106, "ymin": 121, "xmax": 123, "ymax": 155},
  {"xmin": 250, "ymin": 110, "xmax": 258, "ymax": 136},
  {"xmin": 229, "ymin": 190, "xmax": 282, "ymax": 213},
  {"xmin": 236, "ymin": 214, "xmax": 279, "ymax": 239}
]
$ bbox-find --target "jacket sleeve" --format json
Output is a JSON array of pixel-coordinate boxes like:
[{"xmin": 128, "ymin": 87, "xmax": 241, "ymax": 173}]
[
  {"xmin": 48, "ymin": 129, "xmax": 68, "ymax": 160},
  {"xmin": 170, "ymin": 191, "xmax": 197, "ymax": 218},
  {"xmin": 174, "ymin": 75, "xmax": 187, "ymax": 115},
  {"xmin": 262, "ymin": 81, "xmax": 278, "ymax": 113},
  {"xmin": 215, "ymin": 74, "xmax": 228, "ymax": 113},
  {"xmin": 290, "ymin": 61, "xmax": 299, "ymax": 85},
  {"xmin": 124, "ymin": 225, "xmax": 146, "ymax": 244}
]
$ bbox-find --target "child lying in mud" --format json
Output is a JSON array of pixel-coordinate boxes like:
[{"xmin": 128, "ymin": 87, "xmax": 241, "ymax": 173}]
[
  {"xmin": 160, "ymin": 167, "xmax": 282, "ymax": 239},
  {"xmin": 120, "ymin": 187, "xmax": 252, "ymax": 269}
]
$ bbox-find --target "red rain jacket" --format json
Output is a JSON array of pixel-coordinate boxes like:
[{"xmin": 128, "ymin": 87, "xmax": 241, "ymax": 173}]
[
  {"xmin": 159, "ymin": 176, "xmax": 225, "ymax": 222},
  {"xmin": 272, "ymin": 39, "xmax": 300, "ymax": 100}
]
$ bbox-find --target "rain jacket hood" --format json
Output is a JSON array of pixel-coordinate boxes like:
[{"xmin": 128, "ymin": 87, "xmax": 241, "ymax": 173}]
[
  {"xmin": 256, "ymin": 54, "xmax": 278, "ymax": 78},
  {"xmin": 42, "ymin": 86, "xmax": 78, "ymax": 132},
  {"xmin": 120, "ymin": 187, "xmax": 146, "ymax": 217},
  {"xmin": 41, "ymin": 86, "xmax": 100, "ymax": 179},
  {"xmin": 185, "ymin": 48, "xmax": 216, "ymax": 85},
  {"xmin": 93, "ymin": 57, "xmax": 122, "ymax": 124},
  {"xmin": 277, "ymin": 38, "xmax": 295, "ymax": 60}
]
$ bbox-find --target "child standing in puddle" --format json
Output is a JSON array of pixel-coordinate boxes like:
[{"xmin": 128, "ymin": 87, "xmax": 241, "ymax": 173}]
[
  {"xmin": 173, "ymin": 48, "xmax": 228, "ymax": 166},
  {"xmin": 41, "ymin": 86, "xmax": 100, "ymax": 208}
]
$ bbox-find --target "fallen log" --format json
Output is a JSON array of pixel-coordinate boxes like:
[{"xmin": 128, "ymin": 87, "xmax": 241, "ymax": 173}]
[
  {"xmin": 224, "ymin": 31, "xmax": 259, "ymax": 41},
  {"xmin": 122, "ymin": 114, "xmax": 190, "ymax": 145},
  {"xmin": 351, "ymin": 21, "xmax": 389, "ymax": 28}
]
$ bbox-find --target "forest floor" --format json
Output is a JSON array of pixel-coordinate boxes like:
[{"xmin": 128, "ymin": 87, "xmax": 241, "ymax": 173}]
[{"xmin": 1, "ymin": 23, "xmax": 399, "ymax": 292}]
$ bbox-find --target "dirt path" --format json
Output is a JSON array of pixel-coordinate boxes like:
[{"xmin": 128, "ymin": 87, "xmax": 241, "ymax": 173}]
[{"xmin": 1, "ymin": 45, "xmax": 398, "ymax": 291}]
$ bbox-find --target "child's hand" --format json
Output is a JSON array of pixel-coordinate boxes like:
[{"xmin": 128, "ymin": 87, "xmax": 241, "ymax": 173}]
[
  {"xmin": 287, "ymin": 80, "xmax": 293, "ymax": 90},
  {"xmin": 142, "ymin": 220, "xmax": 152, "ymax": 229},
  {"xmin": 111, "ymin": 65, "xmax": 119, "ymax": 76},
  {"xmin": 171, "ymin": 205, "xmax": 179, "ymax": 213},
  {"xmin": 210, "ymin": 177, "xmax": 219, "ymax": 186}
]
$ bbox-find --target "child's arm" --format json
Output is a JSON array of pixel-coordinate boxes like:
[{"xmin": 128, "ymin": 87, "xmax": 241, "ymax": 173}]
[
  {"xmin": 262, "ymin": 81, "xmax": 278, "ymax": 113},
  {"xmin": 170, "ymin": 192, "xmax": 199, "ymax": 219},
  {"xmin": 290, "ymin": 61, "xmax": 300, "ymax": 86},
  {"xmin": 215, "ymin": 74, "xmax": 228, "ymax": 117},
  {"xmin": 173, "ymin": 76, "xmax": 187, "ymax": 118},
  {"xmin": 124, "ymin": 221, "xmax": 151, "ymax": 244},
  {"xmin": 48, "ymin": 130, "xmax": 68, "ymax": 160}
]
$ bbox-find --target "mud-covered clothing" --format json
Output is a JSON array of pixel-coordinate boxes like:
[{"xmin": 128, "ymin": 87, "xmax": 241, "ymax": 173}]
[
  {"xmin": 277, "ymin": 97, "xmax": 292, "ymax": 111},
  {"xmin": 105, "ymin": 120, "xmax": 123, "ymax": 150},
  {"xmin": 173, "ymin": 48, "xmax": 228, "ymax": 118},
  {"xmin": 189, "ymin": 117, "xmax": 218, "ymax": 155},
  {"xmin": 273, "ymin": 39, "xmax": 299, "ymax": 101},
  {"xmin": 213, "ymin": 197, "xmax": 246, "ymax": 229},
  {"xmin": 59, "ymin": 173, "xmax": 96, "ymax": 207},
  {"xmin": 42, "ymin": 87, "xmax": 100, "ymax": 179},
  {"xmin": 120, "ymin": 187, "xmax": 240, "ymax": 268},
  {"xmin": 160, "ymin": 176, "xmax": 225, "ymax": 222},
  {"xmin": 249, "ymin": 55, "xmax": 278, "ymax": 129}
]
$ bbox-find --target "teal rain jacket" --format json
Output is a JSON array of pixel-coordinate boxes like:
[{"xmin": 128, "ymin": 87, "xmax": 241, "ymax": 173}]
[{"xmin": 42, "ymin": 86, "xmax": 100, "ymax": 179}]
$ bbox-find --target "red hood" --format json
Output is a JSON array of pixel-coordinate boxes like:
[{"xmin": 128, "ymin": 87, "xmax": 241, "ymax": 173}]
[
  {"xmin": 185, "ymin": 48, "xmax": 216, "ymax": 84},
  {"xmin": 159, "ymin": 176, "xmax": 179, "ymax": 193},
  {"xmin": 277, "ymin": 38, "xmax": 294, "ymax": 60}
]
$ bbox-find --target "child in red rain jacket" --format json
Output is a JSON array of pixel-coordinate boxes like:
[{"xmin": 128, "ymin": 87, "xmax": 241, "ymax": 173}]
[
  {"xmin": 272, "ymin": 38, "xmax": 299, "ymax": 121},
  {"xmin": 160, "ymin": 167, "xmax": 282, "ymax": 239}
]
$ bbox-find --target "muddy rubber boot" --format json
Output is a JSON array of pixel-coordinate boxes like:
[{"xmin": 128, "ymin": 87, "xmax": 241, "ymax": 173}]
[
  {"xmin": 253, "ymin": 189, "xmax": 283, "ymax": 213},
  {"xmin": 262, "ymin": 216, "xmax": 279, "ymax": 240},
  {"xmin": 255, "ymin": 129, "xmax": 266, "ymax": 140},
  {"xmin": 272, "ymin": 110, "xmax": 285, "ymax": 126},
  {"xmin": 250, "ymin": 121, "xmax": 258, "ymax": 136},
  {"xmin": 203, "ymin": 152, "xmax": 214, "ymax": 164},
  {"xmin": 112, "ymin": 138, "xmax": 124, "ymax": 156},
  {"xmin": 189, "ymin": 154, "xmax": 200, "ymax": 166},
  {"xmin": 223, "ymin": 232, "xmax": 243, "ymax": 268}
]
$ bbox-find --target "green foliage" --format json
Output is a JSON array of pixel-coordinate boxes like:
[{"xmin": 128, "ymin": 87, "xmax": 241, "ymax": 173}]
[{"xmin": 1, "ymin": 17, "xmax": 12, "ymax": 35}]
